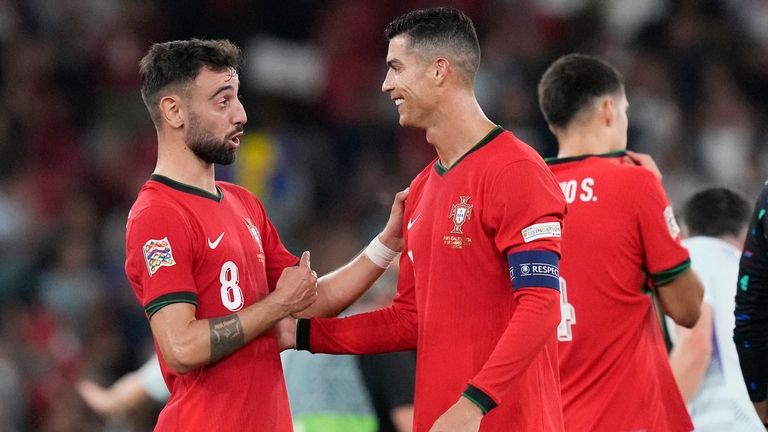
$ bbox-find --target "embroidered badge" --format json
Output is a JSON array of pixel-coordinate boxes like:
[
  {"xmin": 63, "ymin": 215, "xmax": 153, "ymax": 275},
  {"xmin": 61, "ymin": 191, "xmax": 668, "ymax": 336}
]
[
  {"xmin": 449, "ymin": 196, "xmax": 473, "ymax": 234},
  {"xmin": 244, "ymin": 218, "xmax": 266, "ymax": 263},
  {"xmin": 663, "ymin": 206, "xmax": 681, "ymax": 239},
  {"xmin": 521, "ymin": 222, "xmax": 562, "ymax": 243},
  {"xmin": 142, "ymin": 237, "xmax": 176, "ymax": 277}
]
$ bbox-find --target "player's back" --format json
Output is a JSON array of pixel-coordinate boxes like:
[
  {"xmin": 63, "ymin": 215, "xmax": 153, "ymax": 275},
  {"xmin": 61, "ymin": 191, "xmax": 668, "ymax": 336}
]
[{"xmin": 547, "ymin": 152, "xmax": 692, "ymax": 432}]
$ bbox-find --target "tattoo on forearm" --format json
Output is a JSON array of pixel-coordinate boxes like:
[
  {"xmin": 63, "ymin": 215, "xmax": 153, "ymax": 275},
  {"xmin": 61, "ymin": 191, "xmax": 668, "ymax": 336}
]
[{"xmin": 209, "ymin": 315, "xmax": 245, "ymax": 362}]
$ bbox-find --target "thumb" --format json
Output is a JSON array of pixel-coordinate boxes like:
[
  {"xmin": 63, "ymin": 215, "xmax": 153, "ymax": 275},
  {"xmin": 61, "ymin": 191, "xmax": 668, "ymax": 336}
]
[{"xmin": 300, "ymin": 251, "xmax": 311, "ymax": 269}]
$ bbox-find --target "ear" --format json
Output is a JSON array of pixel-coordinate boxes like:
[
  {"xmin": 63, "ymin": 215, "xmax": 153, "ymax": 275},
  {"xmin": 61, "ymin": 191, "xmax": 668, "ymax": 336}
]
[
  {"xmin": 433, "ymin": 57, "xmax": 449, "ymax": 85},
  {"xmin": 160, "ymin": 95, "xmax": 184, "ymax": 129},
  {"xmin": 599, "ymin": 96, "xmax": 616, "ymax": 127}
]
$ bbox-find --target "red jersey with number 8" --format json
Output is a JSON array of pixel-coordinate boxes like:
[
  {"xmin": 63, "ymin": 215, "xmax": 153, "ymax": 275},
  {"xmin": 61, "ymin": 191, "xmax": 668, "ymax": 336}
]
[{"xmin": 125, "ymin": 174, "xmax": 298, "ymax": 431}]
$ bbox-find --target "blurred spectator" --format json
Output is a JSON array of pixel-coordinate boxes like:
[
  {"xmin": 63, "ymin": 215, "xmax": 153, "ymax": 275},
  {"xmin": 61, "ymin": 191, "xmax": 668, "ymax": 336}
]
[
  {"xmin": 77, "ymin": 354, "xmax": 168, "ymax": 431},
  {"xmin": 0, "ymin": 1, "xmax": 766, "ymax": 429}
]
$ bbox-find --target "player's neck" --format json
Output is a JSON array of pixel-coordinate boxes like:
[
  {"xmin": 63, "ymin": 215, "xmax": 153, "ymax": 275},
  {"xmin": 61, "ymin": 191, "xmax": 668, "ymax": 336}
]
[
  {"xmin": 427, "ymin": 94, "xmax": 496, "ymax": 168},
  {"xmin": 555, "ymin": 129, "xmax": 614, "ymax": 158},
  {"xmin": 154, "ymin": 136, "xmax": 217, "ymax": 195}
]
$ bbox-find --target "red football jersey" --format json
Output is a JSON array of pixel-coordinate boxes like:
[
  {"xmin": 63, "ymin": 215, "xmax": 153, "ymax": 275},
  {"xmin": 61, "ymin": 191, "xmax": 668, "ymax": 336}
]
[
  {"xmin": 547, "ymin": 153, "xmax": 693, "ymax": 432},
  {"xmin": 125, "ymin": 175, "xmax": 298, "ymax": 432},
  {"xmin": 308, "ymin": 128, "xmax": 567, "ymax": 431}
]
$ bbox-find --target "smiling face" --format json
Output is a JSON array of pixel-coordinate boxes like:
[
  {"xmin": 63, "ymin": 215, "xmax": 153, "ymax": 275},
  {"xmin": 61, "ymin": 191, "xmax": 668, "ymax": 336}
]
[
  {"xmin": 183, "ymin": 67, "xmax": 247, "ymax": 165},
  {"xmin": 381, "ymin": 34, "xmax": 437, "ymax": 129}
]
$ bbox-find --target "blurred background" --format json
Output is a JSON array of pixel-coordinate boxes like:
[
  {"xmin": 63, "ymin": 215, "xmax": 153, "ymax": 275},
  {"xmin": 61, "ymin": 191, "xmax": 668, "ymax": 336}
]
[{"xmin": 0, "ymin": 0, "xmax": 767, "ymax": 430}]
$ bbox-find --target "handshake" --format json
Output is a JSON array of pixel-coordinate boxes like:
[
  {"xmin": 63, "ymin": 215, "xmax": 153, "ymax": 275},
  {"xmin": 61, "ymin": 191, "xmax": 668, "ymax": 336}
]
[{"xmin": 268, "ymin": 250, "xmax": 317, "ymax": 350}]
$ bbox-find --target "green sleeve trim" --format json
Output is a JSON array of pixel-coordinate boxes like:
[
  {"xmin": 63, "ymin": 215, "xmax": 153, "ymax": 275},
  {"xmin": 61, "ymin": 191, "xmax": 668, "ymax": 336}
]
[
  {"xmin": 145, "ymin": 291, "xmax": 198, "ymax": 318},
  {"xmin": 650, "ymin": 259, "xmax": 691, "ymax": 287}
]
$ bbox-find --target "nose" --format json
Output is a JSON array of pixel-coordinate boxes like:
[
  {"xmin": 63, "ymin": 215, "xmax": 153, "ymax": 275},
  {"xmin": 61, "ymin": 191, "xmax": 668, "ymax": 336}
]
[
  {"xmin": 234, "ymin": 97, "xmax": 247, "ymax": 125},
  {"xmin": 382, "ymin": 70, "xmax": 394, "ymax": 93}
]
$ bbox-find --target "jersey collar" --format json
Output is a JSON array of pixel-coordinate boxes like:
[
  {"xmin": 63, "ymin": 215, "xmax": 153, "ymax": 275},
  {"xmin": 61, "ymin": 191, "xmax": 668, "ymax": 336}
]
[
  {"xmin": 150, "ymin": 174, "xmax": 223, "ymax": 202},
  {"xmin": 545, "ymin": 150, "xmax": 626, "ymax": 165},
  {"xmin": 434, "ymin": 125, "xmax": 504, "ymax": 176}
]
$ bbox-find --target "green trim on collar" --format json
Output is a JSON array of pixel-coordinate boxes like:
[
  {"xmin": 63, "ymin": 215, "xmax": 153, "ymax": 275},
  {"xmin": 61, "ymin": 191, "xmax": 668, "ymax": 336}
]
[
  {"xmin": 545, "ymin": 150, "xmax": 627, "ymax": 165},
  {"xmin": 434, "ymin": 125, "xmax": 504, "ymax": 176},
  {"xmin": 150, "ymin": 174, "xmax": 223, "ymax": 202}
]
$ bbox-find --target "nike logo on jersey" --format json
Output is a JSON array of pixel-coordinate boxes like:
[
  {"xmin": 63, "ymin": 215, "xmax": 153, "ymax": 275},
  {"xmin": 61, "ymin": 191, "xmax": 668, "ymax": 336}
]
[
  {"xmin": 407, "ymin": 213, "xmax": 421, "ymax": 230},
  {"xmin": 208, "ymin": 232, "xmax": 225, "ymax": 249}
]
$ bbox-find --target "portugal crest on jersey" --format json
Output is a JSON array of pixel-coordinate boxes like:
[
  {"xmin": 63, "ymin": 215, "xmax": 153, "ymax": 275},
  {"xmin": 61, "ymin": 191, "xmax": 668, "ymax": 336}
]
[
  {"xmin": 244, "ymin": 218, "xmax": 266, "ymax": 263},
  {"xmin": 449, "ymin": 196, "xmax": 473, "ymax": 234}
]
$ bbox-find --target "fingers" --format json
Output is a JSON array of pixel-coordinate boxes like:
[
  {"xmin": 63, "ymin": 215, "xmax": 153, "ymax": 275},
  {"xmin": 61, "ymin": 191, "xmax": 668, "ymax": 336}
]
[
  {"xmin": 299, "ymin": 251, "xmax": 311, "ymax": 269},
  {"xmin": 392, "ymin": 188, "xmax": 409, "ymax": 212},
  {"xmin": 395, "ymin": 187, "xmax": 410, "ymax": 204},
  {"xmin": 625, "ymin": 150, "xmax": 662, "ymax": 180}
]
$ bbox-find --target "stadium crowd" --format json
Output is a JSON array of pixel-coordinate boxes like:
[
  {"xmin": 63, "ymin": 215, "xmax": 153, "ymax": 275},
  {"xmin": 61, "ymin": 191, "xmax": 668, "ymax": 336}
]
[{"xmin": 0, "ymin": 0, "xmax": 767, "ymax": 430}]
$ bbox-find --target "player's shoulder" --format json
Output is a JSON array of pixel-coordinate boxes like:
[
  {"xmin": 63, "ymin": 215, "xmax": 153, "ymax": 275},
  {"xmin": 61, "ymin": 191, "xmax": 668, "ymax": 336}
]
[
  {"xmin": 216, "ymin": 180, "xmax": 265, "ymax": 208},
  {"xmin": 488, "ymin": 130, "xmax": 546, "ymax": 164},
  {"xmin": 216, "ymin": 180, "xmax": 249, "ymax": 198},
  {"xmin": 129, "ymin": 181, "xmax": 180, "ymax": 216},
  {"xmin": 410, "ymin": 160, "xmax": 436, "ymax": 189},
  {"xmin": 549, "ymin": 152, "xmax": 658, "ymax": 180},
  {"xmin": 127, "ymin": 180, "xmax": 199, "ymax": 230}
]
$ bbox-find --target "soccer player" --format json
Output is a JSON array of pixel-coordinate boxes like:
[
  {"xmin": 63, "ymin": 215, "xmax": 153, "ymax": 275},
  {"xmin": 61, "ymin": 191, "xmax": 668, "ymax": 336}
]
[
  {"xmin": 126, "ymin": 38, "xmax": 407, "ymax": 431},
  {"xmin": 286, "ymin": 7, "xmax": 567, "ymax": 432},
  {"xmin": 735, "ymin": 183, "xmax": 768, "ymax": 426},
  {"xmin": 667, "ymin": 187, "xmax": 763, "ymax": 430},
  {"xmin": 537, "ymin": 53, "xmax": 704, "ymax": 431}
]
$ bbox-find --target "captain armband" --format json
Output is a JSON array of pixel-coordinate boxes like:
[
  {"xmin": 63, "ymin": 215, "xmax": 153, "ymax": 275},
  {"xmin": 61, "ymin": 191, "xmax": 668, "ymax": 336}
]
[{"xmin": 507, "ymin": 250, "xmax": 560, "ymax": 291}]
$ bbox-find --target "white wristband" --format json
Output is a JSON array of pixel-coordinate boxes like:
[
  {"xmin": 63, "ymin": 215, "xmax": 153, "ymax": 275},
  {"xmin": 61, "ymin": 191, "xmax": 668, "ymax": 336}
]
[{"xmin": 364, "ymin": 236, "xmax": 398, "ymax": 269}]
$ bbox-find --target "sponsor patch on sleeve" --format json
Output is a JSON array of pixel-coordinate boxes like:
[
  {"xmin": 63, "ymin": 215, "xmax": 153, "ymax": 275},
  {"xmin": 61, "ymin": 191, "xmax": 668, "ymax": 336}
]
[
  {"xmin": 663, "ymin": 206, "xmax": 681, "ymax": 239},
  {"xmin": 521, "ymin": 222, "xmax": 561, "ymax": 243},
  {"xmin": 507, "ymin": 250, "xmax": 560, "ymax": 290},
  {"xmin": 143, "ymin": 237, "xmax": 176, "ymax": 276}
]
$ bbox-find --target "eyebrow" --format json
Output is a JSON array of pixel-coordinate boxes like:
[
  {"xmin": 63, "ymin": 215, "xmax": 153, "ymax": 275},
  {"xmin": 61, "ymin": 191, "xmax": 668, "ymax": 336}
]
[
  {"xmin": 387, "ymin": 59, "xmax": 402, "ymax": 68},
  {"xmin": 209, "ymin": 84, "xmax": 235, "ymax": 100}
]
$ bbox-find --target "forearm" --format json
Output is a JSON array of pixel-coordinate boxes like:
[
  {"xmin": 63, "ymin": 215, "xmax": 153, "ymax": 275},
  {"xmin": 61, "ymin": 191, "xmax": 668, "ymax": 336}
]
[
  {"xmin": 669, "ymin": 303, "xmax": 712, "ymax": 402},
  {"xmin": 298, "ymin": 229, "xmax": 402, "ymax": 318},
  {"xmin": 669, "ymin": 347, "xmax": 711, "ymax": 402},
  {"xmin": 298, "ymin": 305, "xmax": 417, "ymax": 354},
  {"xmin": 299, "ymin": 252, "xmax": 387, "ymax": 318},
  {"xmin": 77, "ymin": 373, "xmax": 150, "ymax": 417},
  {"xmin": 657, "ymin": 268, "xmax": 704, "ymax": 328},
  {"xmin": 468, "ymin": 288, "xmax": 560, "ymax": 409},
  {"xmin": 152, "ymin": 299, "xmax": 289, "ymax": 373}
]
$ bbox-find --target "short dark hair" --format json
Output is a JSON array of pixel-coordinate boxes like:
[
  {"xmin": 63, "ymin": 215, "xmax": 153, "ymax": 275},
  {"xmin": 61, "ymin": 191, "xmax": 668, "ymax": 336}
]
[
  {"xmin": 538, "ymin": 53, "xmax": 624, "ymax": 129},
  {"xmin": 384, "ymin": 7, "xmax": 480, "ymax": 81},
  {"xmin": 139, "ymin": 38, "xmax": 242, "ymax": 126},
  {"xmin": 683, "ymin": 187, "xmax": 751, "ymax": 238}
]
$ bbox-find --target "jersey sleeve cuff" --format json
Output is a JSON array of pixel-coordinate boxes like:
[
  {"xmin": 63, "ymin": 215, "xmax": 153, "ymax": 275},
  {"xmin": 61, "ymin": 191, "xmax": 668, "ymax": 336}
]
[
  {"xmin": 650, "ymin": 258, "xmax": 691, "ymax": 287},
  {"xmin": 144, "ymin": 292, "xmax": 198, "ymax": 319},
  {"xmin": 462, "ymin": 384, "xmax": 497, "ymax": 414},
  {"xmin": 296, "ymin": 318, "xmax": 311, "ymax": 351}
]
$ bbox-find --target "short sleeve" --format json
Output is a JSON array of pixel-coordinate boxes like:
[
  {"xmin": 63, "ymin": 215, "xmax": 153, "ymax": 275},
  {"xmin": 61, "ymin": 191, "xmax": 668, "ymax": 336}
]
[
  {"xmin": 483, "ymin": 160, "xmax": 566, "ymax": 256},
  {"xmin": 125, "ymin": 205, "xmax": 199, "ymax": 316},
  {"xmin": 635, "ymin": 172, "xmax": 691, "ymax": 286}
]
